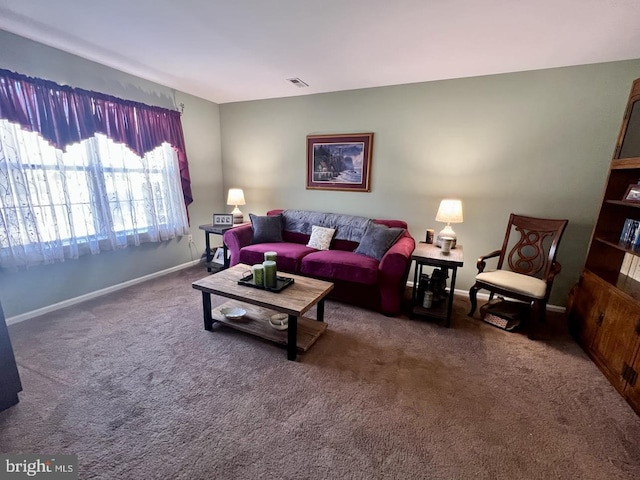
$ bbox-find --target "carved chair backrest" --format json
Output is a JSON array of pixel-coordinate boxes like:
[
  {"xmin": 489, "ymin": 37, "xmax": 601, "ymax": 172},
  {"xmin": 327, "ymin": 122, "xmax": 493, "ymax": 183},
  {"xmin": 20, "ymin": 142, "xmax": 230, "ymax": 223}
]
[{"xmin": 496, "ymin": 214, "xmax": 568, "ymax": 281}]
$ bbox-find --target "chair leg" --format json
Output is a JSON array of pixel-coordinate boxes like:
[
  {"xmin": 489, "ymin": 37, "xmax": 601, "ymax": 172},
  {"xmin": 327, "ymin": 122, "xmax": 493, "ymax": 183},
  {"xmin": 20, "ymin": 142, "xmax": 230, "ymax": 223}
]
[
  {"xmin": 528, "ymin": 300, "xmax": 543, "ymax": 339},
  {"xmin": 539, "ymin": 301, "xmax": 547, "ymax": 323},
  {"xmin": 468, "ymin": 284, "xmax": 480, "ymax": 317}
]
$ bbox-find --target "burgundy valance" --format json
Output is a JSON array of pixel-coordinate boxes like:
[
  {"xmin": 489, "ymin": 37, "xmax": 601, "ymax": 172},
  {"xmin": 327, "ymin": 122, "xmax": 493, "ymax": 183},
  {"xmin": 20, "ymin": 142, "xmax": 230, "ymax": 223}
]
[{"xmin": 0, "ymin": 68, "xmax": 192, "ymax": 206}]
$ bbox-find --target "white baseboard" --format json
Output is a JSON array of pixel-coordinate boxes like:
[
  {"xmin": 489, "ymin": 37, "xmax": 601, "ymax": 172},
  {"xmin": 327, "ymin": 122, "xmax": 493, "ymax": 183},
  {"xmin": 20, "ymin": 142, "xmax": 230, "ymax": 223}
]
[
  {"xmin": 407, "ymin": 281, "xmax": 565, "ymax": 313},
  {"xmin": 8, "ymin": 268, "xmax": 564, "ymax": 326},
  {"xmin": 6, "ymin": 259, "xmax": 201, "ymax": 325}
]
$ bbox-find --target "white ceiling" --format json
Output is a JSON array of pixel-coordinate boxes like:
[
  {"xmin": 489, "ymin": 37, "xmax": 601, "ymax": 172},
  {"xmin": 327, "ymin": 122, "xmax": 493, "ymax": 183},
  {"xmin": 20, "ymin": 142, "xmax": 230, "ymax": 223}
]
[{"xmin": 1, "ymin": 0, "xmax": 640, "ymax": 104}]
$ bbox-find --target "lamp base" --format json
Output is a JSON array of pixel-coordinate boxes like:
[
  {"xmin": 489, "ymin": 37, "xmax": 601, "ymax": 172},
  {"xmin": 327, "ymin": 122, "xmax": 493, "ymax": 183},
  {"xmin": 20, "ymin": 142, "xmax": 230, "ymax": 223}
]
[
  {"xmin": 436, "ymin": 225, "xmax": 457, "ymax": 248},
  {"xmin": 231, "ymin": 206, "xmax": 244, "ymax": 224}
]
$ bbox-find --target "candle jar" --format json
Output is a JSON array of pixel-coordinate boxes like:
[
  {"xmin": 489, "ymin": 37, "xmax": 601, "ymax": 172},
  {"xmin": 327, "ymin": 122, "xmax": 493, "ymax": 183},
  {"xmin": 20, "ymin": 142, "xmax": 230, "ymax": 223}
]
[
  {"xmin": 441, "ymin": 237, "xmax": 454, "ymax": 254},
  {"xmin": 264, "ymin": 251, "xmax": 277, "ymax": 262},
  {"xmin": 251, "ymin": 264, "xmax": 264, "ymax": 286},
  {"xmin": 422, "ymin": 291, "xmax": 433, "ymax": 309},
  {"xmin": 425, "ymin": 229, "xmax": 435, "ymax": 244},
  {"xmin": 263, "ymin": 260, "xmax": 277, "ymax": 288}
]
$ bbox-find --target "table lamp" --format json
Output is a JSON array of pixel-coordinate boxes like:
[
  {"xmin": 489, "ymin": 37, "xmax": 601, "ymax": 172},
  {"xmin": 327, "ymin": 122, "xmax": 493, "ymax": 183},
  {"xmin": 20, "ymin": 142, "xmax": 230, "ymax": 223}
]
[
  {"xmin": 435, "ymin": 199, "xmax": 463, "ymax": 248},
  {"xmin": 227, "ymin": 188, "xmax": 246, "ymax": 224}
]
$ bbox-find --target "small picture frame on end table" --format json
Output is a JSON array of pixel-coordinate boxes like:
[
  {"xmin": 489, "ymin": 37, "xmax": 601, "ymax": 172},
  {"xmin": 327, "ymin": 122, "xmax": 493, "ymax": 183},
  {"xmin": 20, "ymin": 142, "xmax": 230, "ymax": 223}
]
[
  {"xmin": 624, "ymin": 184, "xmax": 640, "ymax": 203},
  {"xmin": 213, "ymin": 213, "xmax": 233, "ymax": 227}
]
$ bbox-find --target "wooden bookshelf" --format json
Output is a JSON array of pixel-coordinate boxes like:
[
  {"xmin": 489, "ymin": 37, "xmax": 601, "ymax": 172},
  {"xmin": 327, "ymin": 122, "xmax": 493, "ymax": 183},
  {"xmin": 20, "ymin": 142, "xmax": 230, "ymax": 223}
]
[{"xmin": 568, "ymin": 77, "xmax": 640, "ymax": 415}]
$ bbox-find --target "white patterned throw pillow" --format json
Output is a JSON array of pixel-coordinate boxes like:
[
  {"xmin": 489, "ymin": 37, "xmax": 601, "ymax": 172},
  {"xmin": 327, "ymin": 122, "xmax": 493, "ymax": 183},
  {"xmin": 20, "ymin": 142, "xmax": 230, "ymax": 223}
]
[{"xmin": 306, "ymin": 225, "xmax": 336, "ymax": 250}]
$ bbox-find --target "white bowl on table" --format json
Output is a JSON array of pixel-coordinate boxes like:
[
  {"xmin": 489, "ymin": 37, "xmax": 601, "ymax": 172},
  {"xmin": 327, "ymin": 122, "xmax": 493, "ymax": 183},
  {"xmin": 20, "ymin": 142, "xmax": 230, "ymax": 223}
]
[
  {"xmin": 220, "ymin": 307, "xmax": 246, "ymax": 320},
  {"xmin": 268, "ymin": 313, "xmax": 288, "ymax": 330}
]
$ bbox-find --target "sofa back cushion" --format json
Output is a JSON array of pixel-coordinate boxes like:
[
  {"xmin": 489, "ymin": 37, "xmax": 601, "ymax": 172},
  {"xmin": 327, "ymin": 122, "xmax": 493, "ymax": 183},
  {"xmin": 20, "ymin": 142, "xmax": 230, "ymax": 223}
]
[
  {"xmin": 373, "ymin": 219, "xmax": 408, "ymax": 229},
  {"xmin": 282, "ymin": 230, "xmax": 311, "ymax": 244},
  {"xmin": 267, "ymin": 209, "xmax": 407, "ymax": 253},
  {"xmin": 281, "ymin": 209, "xmax": 371, "ymax": 242}
]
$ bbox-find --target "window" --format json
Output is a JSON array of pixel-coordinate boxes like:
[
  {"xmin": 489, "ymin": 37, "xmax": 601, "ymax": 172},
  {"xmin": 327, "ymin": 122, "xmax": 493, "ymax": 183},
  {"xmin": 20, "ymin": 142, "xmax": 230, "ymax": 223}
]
[
  {"xmin": 0, "ymin": 120, "xmax": 189, "ymax": 268},
  {"xmin": 0, "ymin": 68, "xmax": 192, "ymax": 269}
]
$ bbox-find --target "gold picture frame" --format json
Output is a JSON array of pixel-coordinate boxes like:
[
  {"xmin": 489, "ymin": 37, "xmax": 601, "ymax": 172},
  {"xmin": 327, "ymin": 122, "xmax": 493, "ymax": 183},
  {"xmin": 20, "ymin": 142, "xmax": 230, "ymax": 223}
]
[{"xmin": 306, "ymin": 133, "xmax": 373, "ymax": 192}]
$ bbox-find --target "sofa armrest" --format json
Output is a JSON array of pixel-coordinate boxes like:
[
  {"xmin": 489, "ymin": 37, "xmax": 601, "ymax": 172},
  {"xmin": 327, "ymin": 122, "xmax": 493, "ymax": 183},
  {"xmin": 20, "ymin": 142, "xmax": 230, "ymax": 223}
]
[
  {"xmin": 223, "ymin": 224, "xmax": 254, "ymax": 267},
  {"xmin": 377, "ymin": 232, "xmax": 416, "ymax": 314}
]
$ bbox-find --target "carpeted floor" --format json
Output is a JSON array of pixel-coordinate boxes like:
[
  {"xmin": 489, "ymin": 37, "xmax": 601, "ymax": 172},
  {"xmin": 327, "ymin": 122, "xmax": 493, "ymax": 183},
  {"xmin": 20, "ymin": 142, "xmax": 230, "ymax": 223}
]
[{"xmin": 1, "ymin": 265, "xmax": 639, "ymax": 479}]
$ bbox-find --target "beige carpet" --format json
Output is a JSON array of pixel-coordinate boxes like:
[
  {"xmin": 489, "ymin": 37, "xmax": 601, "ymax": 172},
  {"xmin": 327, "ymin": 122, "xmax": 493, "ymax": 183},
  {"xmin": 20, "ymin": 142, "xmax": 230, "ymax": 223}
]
[{"xmin": 1, "ymin": 265, "xmax": 639, "ymax": 479}]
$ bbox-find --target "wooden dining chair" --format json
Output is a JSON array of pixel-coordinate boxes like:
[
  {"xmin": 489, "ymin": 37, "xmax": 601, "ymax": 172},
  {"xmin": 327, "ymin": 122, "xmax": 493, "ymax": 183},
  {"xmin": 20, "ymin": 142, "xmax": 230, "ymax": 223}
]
[{"xmin": 468, "ymin": 214, "xmax": 568, "ymax": 338}]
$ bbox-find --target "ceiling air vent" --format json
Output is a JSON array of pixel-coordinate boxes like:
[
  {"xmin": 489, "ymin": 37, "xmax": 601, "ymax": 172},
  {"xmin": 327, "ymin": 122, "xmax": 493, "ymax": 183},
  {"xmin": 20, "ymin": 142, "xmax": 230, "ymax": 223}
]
[{"xmin": 286, "ymin": 77, "xmax": 309, "ymax": 88}]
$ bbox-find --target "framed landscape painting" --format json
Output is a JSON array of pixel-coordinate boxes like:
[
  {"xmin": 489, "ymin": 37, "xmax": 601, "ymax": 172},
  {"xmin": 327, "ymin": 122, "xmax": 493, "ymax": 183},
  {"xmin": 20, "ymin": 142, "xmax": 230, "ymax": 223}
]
[{"xmin": 306, "ymin": 133, "xmax": 373, "ymax": 192}]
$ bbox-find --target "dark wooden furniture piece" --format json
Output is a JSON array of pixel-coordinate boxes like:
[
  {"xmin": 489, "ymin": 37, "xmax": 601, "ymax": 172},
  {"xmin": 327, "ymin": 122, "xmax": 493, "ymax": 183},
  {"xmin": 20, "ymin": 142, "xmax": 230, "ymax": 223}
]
[
  {"xmin": 199, "ymin": 223, "xmax": 248, "ymax": 272},
  {"xmin": 468, "ymin": 214, "xmax": 568, "ymax": 338},
  {"xmin": 568, "ymin": 77, "xmax": 640, "ymax": 415},
  {"xmin": 0, "ymin": 299, "xmax": 22, "ymax": 412},
  {"xmin": 410, "ymin": 242, "xmax": 463, "ymax": 327},
  {"xmin": 192, "ymin": 264, "xmax": 333, "ymax": 361}
]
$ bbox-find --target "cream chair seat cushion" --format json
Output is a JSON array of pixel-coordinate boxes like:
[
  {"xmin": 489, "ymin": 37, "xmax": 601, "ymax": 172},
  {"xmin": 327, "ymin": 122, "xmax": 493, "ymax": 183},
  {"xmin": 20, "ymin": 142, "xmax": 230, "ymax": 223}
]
[{"xmin": 476, "ymin": 270, "xmax": 546, "ymax": 299}]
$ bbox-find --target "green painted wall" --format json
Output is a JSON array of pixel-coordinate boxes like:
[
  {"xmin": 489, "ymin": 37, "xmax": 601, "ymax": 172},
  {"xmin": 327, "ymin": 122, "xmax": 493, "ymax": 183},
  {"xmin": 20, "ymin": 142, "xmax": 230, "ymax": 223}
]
[
  {"xmin": 0, "ymin": 30, "xmax": 223, "ymax": 317},
  {"xmin": 220, "ymin": 61, "xmax": 640, "ymax": 305},
  {"xmin": 2, "ymin": 27, "xmax": 639, "ymax": 316}
]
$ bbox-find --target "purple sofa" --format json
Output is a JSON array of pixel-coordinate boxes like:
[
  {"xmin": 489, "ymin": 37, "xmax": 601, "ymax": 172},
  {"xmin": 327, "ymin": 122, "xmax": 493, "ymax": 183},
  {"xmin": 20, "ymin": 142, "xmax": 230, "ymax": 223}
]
[{"xmin": 223, "ymin": 209, "xmax": 415, "ymax": 315}]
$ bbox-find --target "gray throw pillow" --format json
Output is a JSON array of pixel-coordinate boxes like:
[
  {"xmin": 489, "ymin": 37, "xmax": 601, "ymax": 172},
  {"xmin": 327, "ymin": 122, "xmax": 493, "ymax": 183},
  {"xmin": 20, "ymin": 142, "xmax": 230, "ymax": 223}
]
[
  {"xmin": 354, "ymin": 222, "xmax": 403, "ymax": 260},
  {"xmin": 250, "ymin": 213, "xmax": 283, "ymax": 244}
]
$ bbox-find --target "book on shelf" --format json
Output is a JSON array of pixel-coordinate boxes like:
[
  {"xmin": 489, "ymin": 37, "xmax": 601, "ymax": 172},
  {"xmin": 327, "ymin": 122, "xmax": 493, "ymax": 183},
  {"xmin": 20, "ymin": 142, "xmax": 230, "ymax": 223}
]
[
  {"xmin": 620, "ymin": 252, "xmax": 640, "ymax": 282},
  {"xmin": 619, "ymin": 218, "xmax": 640, "ymax": 248},
  {"xmin": 621, "ymin": 252, "xmax": 634, "ymax": 275}
]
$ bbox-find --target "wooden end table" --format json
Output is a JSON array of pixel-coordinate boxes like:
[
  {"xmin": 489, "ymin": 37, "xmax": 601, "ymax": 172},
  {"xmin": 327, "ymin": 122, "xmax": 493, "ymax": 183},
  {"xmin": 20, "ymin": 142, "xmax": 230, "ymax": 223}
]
[
  {"xmin": 410, "ymin": 242, "xmax": 464, "ymax": 327},
  {"xmin": 192, "ymin": 264, "xmax": 334, "ymax": 361},
  {"xmin": 199, "ymin": 223, "xmax": 249, "ymax": 272}
]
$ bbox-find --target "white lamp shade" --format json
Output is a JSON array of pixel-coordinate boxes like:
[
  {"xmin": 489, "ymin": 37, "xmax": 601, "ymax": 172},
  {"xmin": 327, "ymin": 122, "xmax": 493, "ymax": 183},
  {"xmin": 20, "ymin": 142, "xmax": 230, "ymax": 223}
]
[
  {"xmin": 226, "ymin": 188, "xmax": 246, "ymax": 206},
  {"xmin": 435, "ymin": 199, "xmax": 463, "ymax": 224}
]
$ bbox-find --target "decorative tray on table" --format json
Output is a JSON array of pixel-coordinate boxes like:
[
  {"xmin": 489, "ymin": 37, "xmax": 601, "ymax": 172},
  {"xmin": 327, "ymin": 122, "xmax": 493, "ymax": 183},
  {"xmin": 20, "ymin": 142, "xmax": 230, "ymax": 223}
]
[{"xmin": 238, "ymin": 274, "xmax": 294, "ymax": 293}]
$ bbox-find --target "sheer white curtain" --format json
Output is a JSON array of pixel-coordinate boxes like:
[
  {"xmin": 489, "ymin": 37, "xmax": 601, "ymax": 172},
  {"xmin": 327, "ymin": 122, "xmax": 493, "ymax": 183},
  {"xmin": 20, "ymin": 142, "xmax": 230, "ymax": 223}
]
[{"xmin": 0, "ymin": 120, "xmax": 189, "ymax": 268}]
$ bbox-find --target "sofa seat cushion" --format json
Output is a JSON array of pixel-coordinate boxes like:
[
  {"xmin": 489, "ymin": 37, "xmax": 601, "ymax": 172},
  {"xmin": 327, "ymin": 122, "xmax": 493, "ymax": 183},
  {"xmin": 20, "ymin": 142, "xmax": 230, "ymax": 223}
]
[
  {"xmin": 239, "ymin": 242, "xmax": 316, "ymax": 272},
  {"xmin": 300, "ymin": 250, "xmax": 378, "ymax": 285}
]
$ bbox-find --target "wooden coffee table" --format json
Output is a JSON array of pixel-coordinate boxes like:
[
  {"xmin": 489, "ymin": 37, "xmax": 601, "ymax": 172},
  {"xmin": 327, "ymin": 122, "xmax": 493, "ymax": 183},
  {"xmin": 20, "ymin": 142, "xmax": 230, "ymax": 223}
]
[{"xmin": 192, "ymin": 264, "xmax": 334, "ymax": 361}]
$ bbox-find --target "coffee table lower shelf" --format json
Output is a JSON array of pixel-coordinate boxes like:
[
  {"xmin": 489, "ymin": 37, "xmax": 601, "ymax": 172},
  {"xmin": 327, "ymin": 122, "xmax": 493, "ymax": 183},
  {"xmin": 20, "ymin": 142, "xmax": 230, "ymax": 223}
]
[{"xmin": 211, "ymin": 300, "xmax": 327, "ymax": 352}]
